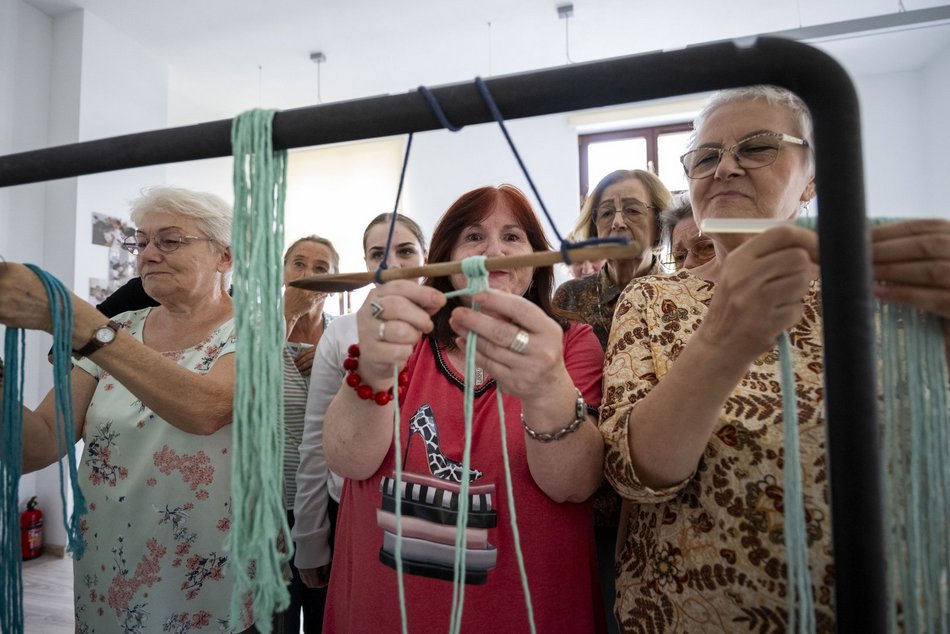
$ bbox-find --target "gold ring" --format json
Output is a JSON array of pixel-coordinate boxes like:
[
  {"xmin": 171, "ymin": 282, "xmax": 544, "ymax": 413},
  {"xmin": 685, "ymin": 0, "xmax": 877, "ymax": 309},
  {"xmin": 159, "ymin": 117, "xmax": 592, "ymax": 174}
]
[{"xmin": 378, "ymin": 321, "xmax": 387, "ymax": 341}]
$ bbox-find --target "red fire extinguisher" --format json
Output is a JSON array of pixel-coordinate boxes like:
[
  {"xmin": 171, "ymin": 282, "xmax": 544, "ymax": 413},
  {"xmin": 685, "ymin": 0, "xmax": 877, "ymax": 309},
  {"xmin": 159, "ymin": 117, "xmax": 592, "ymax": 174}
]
[{"xmin": 20, "ymin": 496, "xmax": 43, "ymax": 561}]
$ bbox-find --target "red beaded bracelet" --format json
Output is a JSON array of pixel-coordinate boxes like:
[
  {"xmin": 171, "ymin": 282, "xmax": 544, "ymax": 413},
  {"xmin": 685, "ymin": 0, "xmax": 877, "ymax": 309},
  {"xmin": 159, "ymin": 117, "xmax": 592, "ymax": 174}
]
[{"xmin": 344, "ymin": 344, "xmax": 409, "ymax": 405}]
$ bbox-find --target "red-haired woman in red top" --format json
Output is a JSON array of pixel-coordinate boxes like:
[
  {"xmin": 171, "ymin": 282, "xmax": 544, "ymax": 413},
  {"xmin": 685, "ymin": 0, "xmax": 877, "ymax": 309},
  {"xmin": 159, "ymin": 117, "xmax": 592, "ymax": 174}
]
[{"xmin": 323, "ymin": 184, "xmax": 606, "ymax": 633}]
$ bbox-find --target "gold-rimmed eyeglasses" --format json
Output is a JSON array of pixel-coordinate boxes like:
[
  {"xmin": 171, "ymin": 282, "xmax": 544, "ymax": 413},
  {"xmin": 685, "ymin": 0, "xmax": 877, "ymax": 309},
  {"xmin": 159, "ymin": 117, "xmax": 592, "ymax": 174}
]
[
  {"xmin": 661, "ymin": 239, "xmax": 716, "ymax": 268},
  {"xmin": 121, "ymin": 230, "xmax": 212, "ymax": 256},
  {"xmin": 680, "ymin": 132, "xmax": 810, "ymax": 180},
  {"xmin": 593, "ymin": 202, "xmax": 655, "ymax": 227}
]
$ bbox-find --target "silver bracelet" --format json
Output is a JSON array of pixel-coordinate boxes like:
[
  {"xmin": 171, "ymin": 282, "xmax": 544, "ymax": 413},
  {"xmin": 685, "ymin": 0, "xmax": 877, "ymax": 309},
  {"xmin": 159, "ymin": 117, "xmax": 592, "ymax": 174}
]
[{"xmin": 521, "ymin": 388, "xmax": 587, "ymax": 442}]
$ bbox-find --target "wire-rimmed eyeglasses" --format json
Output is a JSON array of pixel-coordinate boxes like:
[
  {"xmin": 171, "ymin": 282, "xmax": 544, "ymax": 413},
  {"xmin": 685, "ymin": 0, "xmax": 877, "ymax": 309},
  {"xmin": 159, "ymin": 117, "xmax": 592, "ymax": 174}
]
[
  {"xmin": 121, "ymin": 230, "xmax": 212, "ymax": 255},
  {"xmin": 593, "ymin": 201, "xmax": 655, "ymax": 227},
  {"xmin": 660, "ymin": 239, "xmax": 716, "ymax": 268},
  {"xmin": 680, "ymin": 132, "xmax": 810, "ymax": 180}
]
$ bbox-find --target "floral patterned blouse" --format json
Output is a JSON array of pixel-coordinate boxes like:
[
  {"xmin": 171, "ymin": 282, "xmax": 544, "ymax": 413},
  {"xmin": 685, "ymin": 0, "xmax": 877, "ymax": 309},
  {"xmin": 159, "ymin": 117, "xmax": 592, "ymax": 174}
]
[
  {"xmin": 72, "ymin": 308, "xmax": 249, "ymax": 634},
  {"xmin": 600, "ymin": 271, "xmax": 835, "ymax": 633}
]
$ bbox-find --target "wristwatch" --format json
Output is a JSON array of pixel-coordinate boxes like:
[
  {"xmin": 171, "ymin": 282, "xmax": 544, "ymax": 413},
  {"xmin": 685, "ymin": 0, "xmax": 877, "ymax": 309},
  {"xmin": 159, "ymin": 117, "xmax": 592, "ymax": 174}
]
[{"xmin": 73, "ymin": 320, "xmax": 120, "ymax": 358}]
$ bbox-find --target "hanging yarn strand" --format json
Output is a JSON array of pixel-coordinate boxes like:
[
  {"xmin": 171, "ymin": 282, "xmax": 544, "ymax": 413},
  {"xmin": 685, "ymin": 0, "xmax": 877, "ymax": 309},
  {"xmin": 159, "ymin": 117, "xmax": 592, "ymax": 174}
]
[
  {"xmin": 780, "ymin": 216, "xmax": 950, "ymax": 633},
  {"xmin": 1, "ymin": 329, "xmax": 26, "ymax": 634},
  {"xmin": 229, "ymin": 108, "xmax": 292, "ymax": 632},
  {"xmin": 1, "ymin": 264, "xmax": 87, "ymax": 634},
  {"xmin": 778, "ymin": 331, "xmax": 816, "ymax": 634}
]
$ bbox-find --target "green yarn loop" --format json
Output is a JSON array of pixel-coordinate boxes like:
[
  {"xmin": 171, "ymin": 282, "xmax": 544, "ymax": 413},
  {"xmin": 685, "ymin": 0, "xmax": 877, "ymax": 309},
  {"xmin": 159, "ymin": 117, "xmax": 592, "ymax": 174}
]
[{"xmin": 229, "ymin": 108, "xmax": 292, "ymax": 632}]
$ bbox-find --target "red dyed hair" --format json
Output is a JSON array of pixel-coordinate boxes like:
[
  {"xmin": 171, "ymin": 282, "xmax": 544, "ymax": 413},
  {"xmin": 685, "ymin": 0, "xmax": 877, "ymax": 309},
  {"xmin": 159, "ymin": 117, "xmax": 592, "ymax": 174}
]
[{"xmin": 425, "ymin": 184, "xmax": 566, "ymax": 348}]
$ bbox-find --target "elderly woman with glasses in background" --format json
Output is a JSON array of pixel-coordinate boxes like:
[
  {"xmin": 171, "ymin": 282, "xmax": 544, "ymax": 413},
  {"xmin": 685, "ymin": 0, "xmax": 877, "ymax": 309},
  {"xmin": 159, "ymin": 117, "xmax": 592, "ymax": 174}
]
[
  {"xmin": 658, "ymin": 194, "xmax": 716, "ymax": 272},
  {"xmin": 551, "ymin": 168, "xmax": 672, "ymax": 634},
  {"xmin": 0, "ymin": 186, "xmax": 259, "ymax": 632},
  {"xmin": 600, "ymin": 85, "xmax": 950, "ymax": 632}
]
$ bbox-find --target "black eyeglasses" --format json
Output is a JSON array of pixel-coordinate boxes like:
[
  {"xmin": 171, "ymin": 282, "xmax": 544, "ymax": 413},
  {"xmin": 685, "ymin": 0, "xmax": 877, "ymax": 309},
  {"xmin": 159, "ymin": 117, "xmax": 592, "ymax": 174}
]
[
  {"xmin": 661, "ymin": 239, "xmax": 716, "ymax": 268},
  {"xmin": 121, "ymin": 230, "xmax": 212, "ymax": 255},
  {"xmin": 593, "ymin": 201, "xmax": 655, "ymax": 227},
  {"xmin": 680, "ymin": 132, "xmax": 810, "ymax": 180}
]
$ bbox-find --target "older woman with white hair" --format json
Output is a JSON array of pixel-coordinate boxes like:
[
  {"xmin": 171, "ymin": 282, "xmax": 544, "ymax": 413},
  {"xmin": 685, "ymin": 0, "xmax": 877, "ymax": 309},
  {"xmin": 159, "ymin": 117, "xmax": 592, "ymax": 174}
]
[
  {"xmin": 0, "ymin": 186, "xmax": 253, "ymax": 632},
  {"xmin": 601, "ymin": 86, "xmax": 950, "ymax": 632}
]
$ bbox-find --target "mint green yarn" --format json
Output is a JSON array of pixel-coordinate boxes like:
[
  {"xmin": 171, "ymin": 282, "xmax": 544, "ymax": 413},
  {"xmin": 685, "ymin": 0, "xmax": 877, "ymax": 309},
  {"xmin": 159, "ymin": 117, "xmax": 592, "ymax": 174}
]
[
  {"xmin": 229, "ymin": 108, "xmax": 291, "ymax": 632},
  {"xmin": 781, "ymin": 216, "xmax": 950, "ymax": 633},
  {"xmin": 2, "ymin": 265, "xmax": 88, "ymax": 634},
  {"xmin": 877, "ymin": 254, "xmax": 950, "ymax": 632},
  {"xmin": 391, "ymin": 255, "xmax": 537, "ymax": 633},
  {"xmin": 778, "ymin": 331, "xmax": 815, "ymax": 634}
]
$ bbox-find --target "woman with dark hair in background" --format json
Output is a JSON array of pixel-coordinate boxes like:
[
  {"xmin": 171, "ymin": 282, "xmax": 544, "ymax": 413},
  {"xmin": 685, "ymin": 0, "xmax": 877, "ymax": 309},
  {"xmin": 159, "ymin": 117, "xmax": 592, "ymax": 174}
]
[{"xmin": 322, "ymin": 185, "xmax": 606, "ymax": 633}]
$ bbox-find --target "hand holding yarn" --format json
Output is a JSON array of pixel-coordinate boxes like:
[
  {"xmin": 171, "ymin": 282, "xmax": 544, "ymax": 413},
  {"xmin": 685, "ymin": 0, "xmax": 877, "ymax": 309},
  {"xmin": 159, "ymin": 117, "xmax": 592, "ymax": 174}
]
[
  {"xmin": 448, "ymin": 289, "xmax": 570, "ymax": 403},
  {"xmin": 871, "ymin": 218, "xmax": 950, "ymax": 320},
  {"xmin": 0, "ymin": 262, "xmax": 56, "ymax": 333},
  {"xmin": 356, "ymin": 280, "xmax": 445, "ymax": 388},
  {"xmin": 697, "ymin": 225, "xmax": 819, "ymax": 361}
]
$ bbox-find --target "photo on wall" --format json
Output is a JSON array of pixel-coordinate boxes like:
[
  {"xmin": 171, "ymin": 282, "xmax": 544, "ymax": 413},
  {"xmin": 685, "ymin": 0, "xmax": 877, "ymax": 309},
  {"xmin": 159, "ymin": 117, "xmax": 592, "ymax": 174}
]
[
  {"xmin": 91, "ymin": 212, "xmax": 133, "ymax": 247},
  {"xmin": 89, "ymin": 278, "xmax": 109, "ymax": 305}
]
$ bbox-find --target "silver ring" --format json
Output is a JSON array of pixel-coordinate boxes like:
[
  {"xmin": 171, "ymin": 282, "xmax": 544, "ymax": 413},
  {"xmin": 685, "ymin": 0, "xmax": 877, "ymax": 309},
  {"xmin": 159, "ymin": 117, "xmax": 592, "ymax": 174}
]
[
  {"xmin": 378, "ymin": 321, "xmax": 387, "ymax": 342},
  {"xmin": 508, "ymin": 329, "xmax": 529, "ymax": 354},
  {"xmin": 370, "ymin": 300, "xmax": 385, "ymax": 319}
]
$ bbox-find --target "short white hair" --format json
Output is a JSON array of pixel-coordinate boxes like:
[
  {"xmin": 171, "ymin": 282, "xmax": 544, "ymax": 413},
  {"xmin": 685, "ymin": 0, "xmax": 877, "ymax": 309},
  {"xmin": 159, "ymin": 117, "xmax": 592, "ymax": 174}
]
[{"xmin": 130, "ymin": 186, "xmax": 232, "ymax": 249}]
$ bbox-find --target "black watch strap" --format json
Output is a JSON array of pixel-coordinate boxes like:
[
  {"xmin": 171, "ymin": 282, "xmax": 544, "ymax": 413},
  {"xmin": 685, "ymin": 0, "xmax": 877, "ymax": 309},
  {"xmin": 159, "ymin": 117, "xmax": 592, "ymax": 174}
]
[{"xmin": 73, "ymin": 320, "xmax": 121, "ymax": 358}]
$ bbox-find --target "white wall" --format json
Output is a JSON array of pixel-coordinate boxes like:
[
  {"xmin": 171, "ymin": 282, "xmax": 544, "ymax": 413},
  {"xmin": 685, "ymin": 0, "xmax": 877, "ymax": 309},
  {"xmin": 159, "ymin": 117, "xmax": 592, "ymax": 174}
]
[
  {"xmin": 2, "ymin": 0, "xmax": 55, "ymax": 519},
  {"xmin": 855, "ymin": 70, "xmax": 928, "ymax": 218},
  {"xmin": 922, "ymin": 42, "xmax": 950, "ymax": 215},
  {"xmin": 2, "ymin": 2, "xmax": 169, "ymax": 547}
]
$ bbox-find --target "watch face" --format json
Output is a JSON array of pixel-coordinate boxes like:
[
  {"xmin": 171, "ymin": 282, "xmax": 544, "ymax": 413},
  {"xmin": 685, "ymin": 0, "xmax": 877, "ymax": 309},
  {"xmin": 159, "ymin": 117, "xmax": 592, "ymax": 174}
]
[{"xmin": 95, "ymin": 326, "xmax": 117, "ymax": 344}]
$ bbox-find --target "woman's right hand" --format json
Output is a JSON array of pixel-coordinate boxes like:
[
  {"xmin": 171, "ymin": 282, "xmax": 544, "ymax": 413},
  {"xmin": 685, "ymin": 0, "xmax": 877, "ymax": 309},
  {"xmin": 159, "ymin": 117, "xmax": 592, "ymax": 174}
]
[
  {"xmin": 285, "ymin": 286, "xmax": 324, "ymax": 321},
  {"xmin": 355, "ymin": 280, "xmax": 446, "ymax": 388},
  {"xmin": 698, "ymin": 225, "xmax": 819, "ymax": 360}
]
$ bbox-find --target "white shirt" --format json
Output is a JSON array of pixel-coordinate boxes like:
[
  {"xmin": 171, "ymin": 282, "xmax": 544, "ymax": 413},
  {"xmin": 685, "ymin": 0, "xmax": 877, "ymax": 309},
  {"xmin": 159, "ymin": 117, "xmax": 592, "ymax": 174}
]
[{"xmin": 291, "ymin": 313, "xmax": 357, "ymax": 568}]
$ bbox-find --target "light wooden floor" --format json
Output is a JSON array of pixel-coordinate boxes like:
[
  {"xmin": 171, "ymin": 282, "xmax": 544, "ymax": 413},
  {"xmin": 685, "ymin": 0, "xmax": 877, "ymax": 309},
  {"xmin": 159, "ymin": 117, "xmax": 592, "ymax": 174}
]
[{"xmin": 22, "ymin": 552, "xmax": 75, "ymax": 633}]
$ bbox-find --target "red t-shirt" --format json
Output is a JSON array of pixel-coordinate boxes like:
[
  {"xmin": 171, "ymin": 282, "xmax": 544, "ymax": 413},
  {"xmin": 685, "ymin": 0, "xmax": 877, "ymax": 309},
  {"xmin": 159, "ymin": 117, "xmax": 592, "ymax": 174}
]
[{"xmin": 325, "ymin": 323, "xmax": 605, "ymax": 633}]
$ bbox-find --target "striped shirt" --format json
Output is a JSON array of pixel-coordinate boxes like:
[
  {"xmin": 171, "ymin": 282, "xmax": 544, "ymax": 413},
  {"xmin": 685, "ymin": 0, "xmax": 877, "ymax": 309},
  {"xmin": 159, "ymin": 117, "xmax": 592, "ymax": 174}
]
[{"xmin": 282, "ymin": 313, "xmax": 333, "ymax": 509}]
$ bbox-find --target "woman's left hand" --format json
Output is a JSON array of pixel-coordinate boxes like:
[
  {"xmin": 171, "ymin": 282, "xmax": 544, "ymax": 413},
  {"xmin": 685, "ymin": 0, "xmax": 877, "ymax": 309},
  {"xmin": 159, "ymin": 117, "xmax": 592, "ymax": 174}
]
[
  {"xmin": 448, "ymin": 289, "xmax": 570, "ymax": 403},
  {"xmin": 871, "ymin": 219, "xmax": 950, "ymax": 319}
]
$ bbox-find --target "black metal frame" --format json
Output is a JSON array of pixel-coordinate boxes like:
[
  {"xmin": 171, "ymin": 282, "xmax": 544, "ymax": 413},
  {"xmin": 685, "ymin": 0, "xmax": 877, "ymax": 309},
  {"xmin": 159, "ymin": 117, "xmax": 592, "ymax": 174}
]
[{"xmin": 0, "ymin": 36, "xmax": 883, "ymax": 631}]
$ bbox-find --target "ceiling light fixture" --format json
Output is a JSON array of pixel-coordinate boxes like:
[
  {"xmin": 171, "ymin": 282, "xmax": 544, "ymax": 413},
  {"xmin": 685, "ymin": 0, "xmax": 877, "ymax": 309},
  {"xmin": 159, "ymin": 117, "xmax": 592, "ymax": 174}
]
[
  {"xmin": 557, "ymin": 4, "xmax": 575, "ymax": 64},
  {"xmin": 310, "ymin": 51, "xmax": 326, "ymax": 103}
]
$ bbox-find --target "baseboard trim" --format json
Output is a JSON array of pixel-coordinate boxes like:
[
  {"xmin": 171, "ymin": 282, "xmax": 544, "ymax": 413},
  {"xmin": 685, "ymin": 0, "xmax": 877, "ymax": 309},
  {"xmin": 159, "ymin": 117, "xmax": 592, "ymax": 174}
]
[{"xmin": 43, "ymin": 543, "xmax": 68, "ymax": 558}]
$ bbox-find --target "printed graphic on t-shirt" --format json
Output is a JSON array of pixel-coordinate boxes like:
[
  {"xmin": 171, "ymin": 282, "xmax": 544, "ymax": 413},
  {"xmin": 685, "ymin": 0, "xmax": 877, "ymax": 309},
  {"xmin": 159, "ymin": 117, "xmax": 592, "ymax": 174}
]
[{"xmin": 377, "ymin": 403, "xmax": 498, "ymax": 584}]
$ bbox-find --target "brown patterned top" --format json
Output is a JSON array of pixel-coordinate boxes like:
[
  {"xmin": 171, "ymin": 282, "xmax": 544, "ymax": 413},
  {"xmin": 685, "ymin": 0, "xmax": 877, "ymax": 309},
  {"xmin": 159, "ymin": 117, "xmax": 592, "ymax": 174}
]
[
  {"xmin": 600, "ymin": 271, "xmax": 835, "ymax": 633},
  {"xmin": 553, "ymin": 258, "xmax": 665, "ymax": 351}
]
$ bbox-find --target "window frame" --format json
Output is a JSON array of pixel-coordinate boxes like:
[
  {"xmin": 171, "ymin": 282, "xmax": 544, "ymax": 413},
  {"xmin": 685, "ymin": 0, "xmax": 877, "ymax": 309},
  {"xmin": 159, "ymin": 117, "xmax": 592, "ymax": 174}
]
[{"xmin": 578, "ymin": 121, "xmax": 693, "ymax": 199}]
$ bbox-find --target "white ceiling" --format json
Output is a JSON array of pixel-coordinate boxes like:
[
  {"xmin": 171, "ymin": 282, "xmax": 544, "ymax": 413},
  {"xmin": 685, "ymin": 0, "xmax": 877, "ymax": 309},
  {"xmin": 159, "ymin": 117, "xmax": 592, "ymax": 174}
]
[{"xmin": 24, "ymin": 0, "xmax": 950, "ymax": 124}]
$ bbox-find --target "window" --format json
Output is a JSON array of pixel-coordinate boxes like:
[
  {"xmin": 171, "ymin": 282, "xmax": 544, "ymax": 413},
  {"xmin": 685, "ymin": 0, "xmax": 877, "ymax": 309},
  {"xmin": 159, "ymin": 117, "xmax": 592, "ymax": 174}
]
[
  {"xmin": 579, "ymin": 122, "xmax": 692, "ymax": 200},
  {"xmin": 285, "ymin": 136, "xmax": 405, "ymax": 315}
]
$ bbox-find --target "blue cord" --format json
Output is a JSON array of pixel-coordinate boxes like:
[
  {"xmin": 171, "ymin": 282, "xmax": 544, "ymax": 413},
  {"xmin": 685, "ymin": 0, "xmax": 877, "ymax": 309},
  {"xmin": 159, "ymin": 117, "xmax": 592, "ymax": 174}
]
[{"xmin": 374, "ymin": 133, "xmax": 415, "ymax": 286}]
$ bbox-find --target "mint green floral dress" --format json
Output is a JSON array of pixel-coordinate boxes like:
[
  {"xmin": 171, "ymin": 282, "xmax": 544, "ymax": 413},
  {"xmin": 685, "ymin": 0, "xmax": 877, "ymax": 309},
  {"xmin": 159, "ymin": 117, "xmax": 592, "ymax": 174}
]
[{"xmin": 72, "ymin": 308, "xmax": 248, "ymax": 634}]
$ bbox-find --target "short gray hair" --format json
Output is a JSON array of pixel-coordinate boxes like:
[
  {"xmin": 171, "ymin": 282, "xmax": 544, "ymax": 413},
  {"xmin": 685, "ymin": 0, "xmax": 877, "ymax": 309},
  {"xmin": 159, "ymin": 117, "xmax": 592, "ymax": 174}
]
[
  {"xmin": 691, "ymin": 85, "xmax": 814, "ymax": 149},
  {"xmin": 658, "ymin": 194, "xmax": 693, "ymax": 253},
  {"xmin": 130, "ymin": 186, "xmax": 232, "ymax": 249}
]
